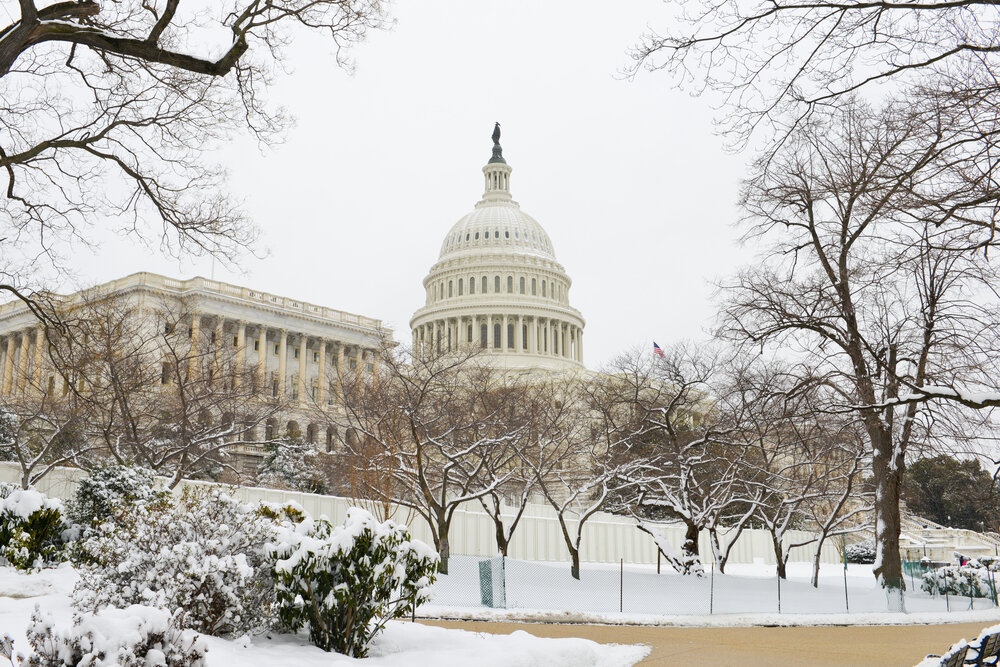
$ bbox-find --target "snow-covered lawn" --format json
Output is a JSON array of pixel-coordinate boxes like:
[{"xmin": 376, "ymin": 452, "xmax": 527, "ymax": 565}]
[
  {"xmin": 0, "ymin": 565, "xmax": 649, "ymax": 666},
  {"xmin": 426, "ymin": 556, "xmax": 1000, "ymax": 625}
]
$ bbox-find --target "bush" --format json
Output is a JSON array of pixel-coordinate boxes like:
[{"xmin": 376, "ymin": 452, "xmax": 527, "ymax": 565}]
[
  {"xmin": 921, "ymin": 565, "xmax": 996, "ymax": 598},
  {"xmin": 268, "ymin": 507, "xmax": 438, "ymax": 657},
  {"xmin": 68, "ymin": 465, "xmax": 169, "ymax": 529},
  {"xmin": 10, "ymin": 604, "xmax": 206, "ymax": 667},
  {"xmin": 255, "ymin": 440, "xmax": 326, "ymax": 494},
  {"xmin": 845, "ymin": 541, "xmax": 876, "ymax": 564},
  {"xmin": 0, "ymin": 484, "xmax": 68, "ymax": 571},
  {"xmin": 73, "ymin": 486, "xmax": 276, "ymax": 637}
]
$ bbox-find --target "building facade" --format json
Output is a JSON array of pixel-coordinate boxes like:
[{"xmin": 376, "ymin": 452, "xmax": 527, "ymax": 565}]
[
  {"xmin": 410, "ymin": 127, "xmax": 586, "ymax": 371},
  {"xmin": 0, "ymin": 272, "xmax": 388, "ymax": 468}
]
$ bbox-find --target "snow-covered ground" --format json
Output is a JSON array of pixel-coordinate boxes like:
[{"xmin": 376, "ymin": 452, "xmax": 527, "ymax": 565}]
[
  {"xmin": 0, "ymin": 565, "xmax": 649, "ymax": 666},
  {"xmin": 426, "ymin": 556, "xmax": 1000, "ymax": 625}
]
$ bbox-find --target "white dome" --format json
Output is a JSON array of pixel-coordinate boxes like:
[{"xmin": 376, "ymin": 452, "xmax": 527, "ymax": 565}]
[
  {"xmin": 438, "ymin": 202, "xmax": 556, "ymax": 261},
  {"xmin": 410, "ymin": 127, "xmax": 585, "ymax": 372}
]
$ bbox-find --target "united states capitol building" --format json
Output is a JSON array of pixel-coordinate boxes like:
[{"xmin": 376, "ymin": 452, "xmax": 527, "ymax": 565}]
[{"xmin": 0, "ymin": 126, "xmax": 586, "ymax": 467}]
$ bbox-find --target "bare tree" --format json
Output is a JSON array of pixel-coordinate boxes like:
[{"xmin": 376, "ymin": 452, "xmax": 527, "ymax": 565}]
[
  {"xmin": 1, "ymin": 1, "xmax": 389, "ymax": 316},
  {"xmin": 723, "ymin": 96, "xmax": 1000, "ymax": 607},
  {"xmin": 336, "ymin": 343, "xmax": 524, "ymax": 574},
  {"xmin": 629, "ymin": 0, "xmax": 1000, "ymax": 145},
  {"xmin": 598, "ymin": 345, "xmax": 759, "ymax": 575}
]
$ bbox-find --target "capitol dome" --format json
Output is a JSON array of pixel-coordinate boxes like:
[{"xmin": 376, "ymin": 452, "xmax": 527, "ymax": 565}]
[{"xmin": 410, "ymin": 125, "xmax": 585, "ymax": 371}]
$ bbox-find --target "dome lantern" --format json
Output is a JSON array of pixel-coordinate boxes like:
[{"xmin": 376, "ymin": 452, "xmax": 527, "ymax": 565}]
[{"xmin": 482, "ymin": 122, "xmax": 512, "ymax": 203}]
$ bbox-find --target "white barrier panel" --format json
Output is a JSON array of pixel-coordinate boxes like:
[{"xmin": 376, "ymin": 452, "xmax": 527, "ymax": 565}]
[{"xmin": 0, "ymin": 462, "xmax": 843, "ymax": 566}]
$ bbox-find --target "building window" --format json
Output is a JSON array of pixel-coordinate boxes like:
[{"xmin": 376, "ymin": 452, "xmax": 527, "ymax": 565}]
[
  {"xmin": 542, "ymin": 280, "xmax": 547, "ymax": 297},
  {"xmin": 467, "ymin": 324, "xmax": 473, "ymax": 342},
  {"xmin": 494, "ymin": 231, "xmax": 499, "ymax": 238},
  {"xmin": 469, "ymin": 277, "xmax": 475, "ymax": 294},
  {"xmin": 507, "ymin": 276, "xmax": 513, "ymax": 293},
  {"xmin": 367, "ymin": 363, "xmax": 374, "ymax": 372},
  {"xmin": 271, "ymin": 380, "xmax": 279, "ymax": 397},
  {"xmin": 507, "ymin": 324, "xmax": 514, "ymax": 348},
  {"xmin": 480, "ymin": 324, "xmax": 488, "ymax": 348},
  {"xmin": 475, "ymin": 232, "xmax": 479, "ymax": 240},
  {"xmin": 532, "ymin": 278, "xmax": 537, "ymax": 295},
  {"xmin": 448, "ymin": 280, "xmax": 453, "ymax": 297},
  {"xmin": 294, "ymin": 347, "xmax": 300, "ymax": 359},
  {"xmin": 505, "ymin": 230, "xmax": 510, "ymax": 238},
  {"xmin": 313, "ymin": 351, "xmax": 319, "ymax": 362},
  {"xmin": 519, "ymin": 277, "xmax": 525, "ymax": 294},
  {"xmin": 253, "ymin": 340, "xmax": 259, "ymax": 351},
  {"xmin": 493, "ymin": 323, "xmax": 501, "ymax": 348},
  {"xmin": 494, "ymin": 276, "xmax": 500, "ymax": 292},
  {"xmin": 481, "ymin": 276, "xmax": 487, "ymax": 293},
  {"xmin": 232, "ymin": 335, "xmax": 239, "ymax": 347},
  {"xmin": 349, "ymin": 358, "xmax": 357, "ymax": 370},
  {"xmin": 274, "ymin": 344, "xmax": 280, "ymax": 355},
  {"xmin": 458, "ymin": 279, "xmax": 464, "ymax": 296},
  {"xmin": 523, "ymin": 325, "xmax": 528, "ymax": 350},
  {"xmin": 161, "ymin": 363, "xmax": 171, "ymax": 385}
]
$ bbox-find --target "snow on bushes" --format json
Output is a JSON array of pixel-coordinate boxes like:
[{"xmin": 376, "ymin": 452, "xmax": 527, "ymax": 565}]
[
  {"xmin": 845, "ymin": 541, "xmax": 876, "ymax": 564},
  {"xmin": 0, "ymin": 483, "xmax": 68, "ymax": 571},
  {"xmin": 268, "ymin": 507, "xmax": 439, "ymax": 657},
  {"xmin": 73, "ymin": 486, "xmax": 276, "ymax": 637},
  {"xmin": 5, "ymin": 604, "xmax": 207, "ymax": 667},
  {"xmin": 68, "ymin": 465, "xmax": 169, "ymax": 529},
  {"xmin": 920, "ymin": 564, "xmax": 997, "ymax": 598}
]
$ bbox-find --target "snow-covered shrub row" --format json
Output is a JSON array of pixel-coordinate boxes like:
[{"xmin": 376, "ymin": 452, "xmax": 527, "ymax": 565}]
[
  {"xmin": 0, "ymin": 483, "xmax": 69, "ymax": 571},
  {"xmin": 68, "ymin": 465, "xmax": 170, "ymax": 529},
  {"xmin": 845, "ymin": 541, "xmax": 876, "ymax": 564},
  {"xmin": 269, "ymin": 507, "xmax": 439, "ymax": 657},
  {"xmin": 73, "ymin": 487, "xmax": 276, "ymax": 637},
  {"xmin": 5, "ymin": 604, "xmax": 207, "ymax": 667},
  {"xmin": 920, "ymin": 565, "xmax": 996, "ymax": 598}
]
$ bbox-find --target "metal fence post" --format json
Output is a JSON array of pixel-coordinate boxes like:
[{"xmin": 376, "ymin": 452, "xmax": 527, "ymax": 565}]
[
  {"xmin": 619, "ymin": 558, "xmax": 624, "ymax": 613},
  {"xmin": 777, "ymin": 569, "xmax": 782, "ymax": 614}
]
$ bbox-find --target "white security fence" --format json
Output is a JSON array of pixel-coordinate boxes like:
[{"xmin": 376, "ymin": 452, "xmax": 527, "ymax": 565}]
[{"xmin": 0, "ymin": 462, "xmax": 843, "ymax": 566}]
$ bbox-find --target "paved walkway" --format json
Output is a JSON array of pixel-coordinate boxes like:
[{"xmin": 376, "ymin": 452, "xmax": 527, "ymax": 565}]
[{"xmin": 422, "ymin": 619, "xmax": 997, "ymax": 666}]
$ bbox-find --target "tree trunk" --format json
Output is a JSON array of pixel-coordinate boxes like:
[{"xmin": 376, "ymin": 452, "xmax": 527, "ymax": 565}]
[
  {"xmin": 871, "ymin": 429, "xmax": 906, "ymax": 610},
  {"xmin": 437, "ymin": 519, "xmax": 451, "ymax": 575},
  {"xmin": 570, "ymin": 546, "xmax": 581, "ymax": 580},
  {"xmin": 493, "ymin": 518, "xmax": 509, "ymax": 557},
  {"xmin": 811, "ymin": 535, "xmax": 826, "ymax": 588},
  {"xmin": 682, "ymin": 520, "xmax": 700, "ymax": 561},
  {"xmin": 771, "ymin": 533, "xmax": 787, "ymax": 579},
  {"xmin": 709, "ymin": 527, "xmax": 726, "ymax": 574}
]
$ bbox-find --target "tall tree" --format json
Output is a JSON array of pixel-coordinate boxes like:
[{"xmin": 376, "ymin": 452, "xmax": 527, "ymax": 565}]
[
  {"xmin": 1, "ymin": 1, "xmax": 389, "ymax": 318},
  {"xmin": 723, "ymin": 96, "xmax": 1000, "ymax": 606},
  {"xmin": 903, "ymin": 455, "xmax": 1000, "ymax": 531}
]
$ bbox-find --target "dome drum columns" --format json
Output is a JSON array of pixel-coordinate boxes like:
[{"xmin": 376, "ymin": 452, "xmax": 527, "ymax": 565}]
[{"xmin": 411, "ymin": 314, "xmax": 583, "ymax": 365}]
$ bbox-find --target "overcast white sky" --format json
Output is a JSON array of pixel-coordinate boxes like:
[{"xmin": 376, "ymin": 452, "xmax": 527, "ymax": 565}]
[{"xmin": 69, "ymin": 1, "xmax": 751, "ymax": 370}]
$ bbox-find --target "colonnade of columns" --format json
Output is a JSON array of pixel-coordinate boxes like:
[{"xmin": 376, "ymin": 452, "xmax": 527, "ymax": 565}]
[
  {"xmin": 189, "ymin": 314, "xmax": 376, "ymax": 408},
  {"xmin": 412, "ymin": 314, "xmax": 583, "ymax": 363},
  {"xmin": 0, "ymin": 325, "xmax": 46, "ymax": 397}
]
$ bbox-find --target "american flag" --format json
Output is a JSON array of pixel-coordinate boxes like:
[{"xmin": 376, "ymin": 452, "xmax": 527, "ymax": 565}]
[{"xmin": 653, "ymin": 341, "xmax": 665, "ymax": 358}]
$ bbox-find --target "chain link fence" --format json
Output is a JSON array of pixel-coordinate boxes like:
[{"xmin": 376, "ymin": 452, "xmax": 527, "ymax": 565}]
[{"xmin": 426, "ymin": 555, "xmax": 999, "ymax": 616}]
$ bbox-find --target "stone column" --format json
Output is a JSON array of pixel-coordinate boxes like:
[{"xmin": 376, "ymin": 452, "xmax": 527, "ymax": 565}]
[
  {"xmin": 298, "ymin": 334, "xmax": 308, "ymax": 406},
  {"xmin": 474, "ymin": 317, "xmax": 482, "ymax": 348},
  {"xmin": 256, "ymin": 326, "xmax": 268, "ymax": 387},
  {"xmin": 487, "ymin": 314, "xmax": 494, "ymax": 349},
  {"xmin": 188, "ymin": 314, "xmax": 201, "ymax": 380},
  {"xmin": 516, "ymin": 315, "xmax": 523, "ymax": 352},
  {"xmin": 2, "ymin": 335, "xmax": 15, "ymax": 395},
  {"xmin": 561, "ymin": 322, "xmax": 568, "ymax": 358},
  {"xmin": 235, "ymin": 320, "xmax": 246, "ymax": 374},
  {"xmin": 277, "ymin": 329, "xmax": 288, "ymax": 398},
  {"xmin": 577, "ymin": 328, "xmax": 584, "ymax": 363},
  {"xmin": 502, "ymin": 314, "xmax": 508, "ymax": 350},
  {"xmin": 17, "ymin": 330, "xmax": 30, "ymax": 394},
  {"xmin": 33, "ymin": 326, "xmax": 46, "ymax": 392},
  {"xmin": 317, "ymin": 339, "xmax": 327, "ymax": 405},
  {"xmin": 336, "ymin": 343, "xmax": 346, "ymax": 404}
]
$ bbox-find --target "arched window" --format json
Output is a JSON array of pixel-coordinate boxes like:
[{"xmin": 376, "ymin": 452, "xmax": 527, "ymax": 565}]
[
  {"xmin": 265, "ymin": 418, "xmax": 277, "ymax": 440},
  {"xmin": 326, "ymin": 427, "xmax": 338, "ymax": 452},
  {"xmin": 542, "ymin": 280, "xmax": 547, "ymax": 297},
  {"xmin": 507, "ymin": 276, "xmax": 513, "ymax": 293},
  {"xmin": 458, "ymin": 279, "xmax": 464, "ymax": 296},
  {"xmin": 480, "ymin": 324, "xmax": 488, "ymax": 348},
  {"xmin": 522, "ymin": 324, "xmax": 528, "ymax": 350},
  {"xmin": 467, "ymin": 324, "xmax": 473, "ymax": 342},
  {"xmin": 448, "ymin": 281, "xmax": 453, "ymax": 298},
  {"xmin": 494, "ymin": 276, "xmax": 501, "ymax": 292},
  {"xmin": 482, "ymin": 276, "xmax": 487, "ymax": 293},
  {"xmin": 469, "ymin": 277, "xmax": 475, "ymax": 294},
  {"xmin": 519, "ymin": 277, "xmax": 525, "ymax": 294},
  {"xmin": 493, "ymin": 323, "xmax": 501, "ymax": 348},
  {"xmin": 306, "ymin": 423, "xmax": 317, "ymax": 444},
  {"xmin": 507, "ymin": 324, "xmax": 514, "ymax": 348}
]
